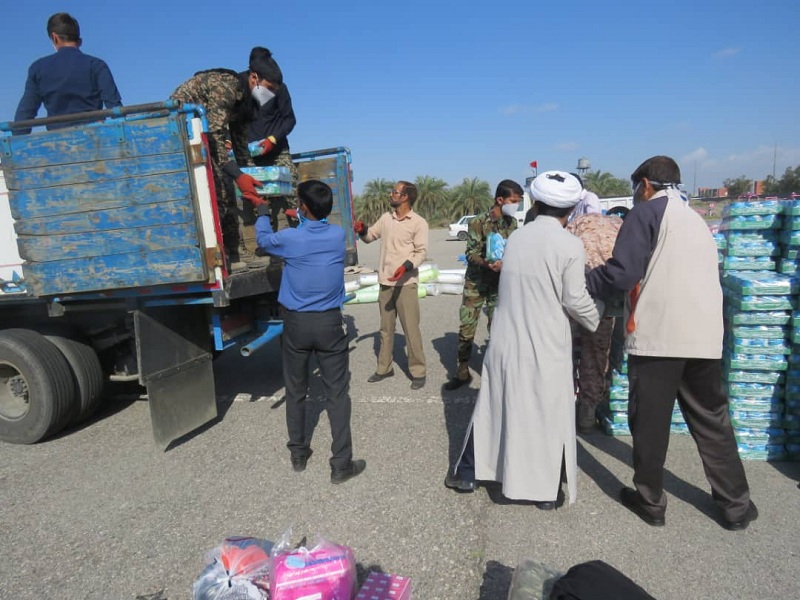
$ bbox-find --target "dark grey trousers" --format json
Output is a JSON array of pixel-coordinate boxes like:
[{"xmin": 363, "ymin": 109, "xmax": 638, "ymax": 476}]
[
  {"xmin": 627, "ymin": 355, "xmax": 751, "ymax": 522},
  {"xmin": 282, "ymin": 308, "xmax": 353, "ymax": 471}
]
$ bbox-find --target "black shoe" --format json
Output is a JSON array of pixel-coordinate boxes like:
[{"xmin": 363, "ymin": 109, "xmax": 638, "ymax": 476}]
[
  {"xmin": 533, "ymin": 488, "xmax": 565, "ymax": 510},
  {"xmin": 367, "ymin": 370, "xmax": 394, "ymax": 383},
  {"xmin": 444, "ymin": 473, "xmax": 476, "ymax": 493},
  {"xmin": 331, "ymin": 459, "xmax": 366, "ymax": 484},
  {"xmin": 291, "ymin": 449, "xmax": 313, "ymax": 472},
  {"xmin": 722, "ymin": 501, "xmax": 759, "ymax": 531},
  {"xmin": 410, "ymin": 376, "xmax": 426, "ymax": 390},
  {"xmin": 620, "ymin": 487, "xmax": 665, "ymax": 526},
  {"xmin": 444, "ymin": 375, "xmax": 472, "ymax": 391}
]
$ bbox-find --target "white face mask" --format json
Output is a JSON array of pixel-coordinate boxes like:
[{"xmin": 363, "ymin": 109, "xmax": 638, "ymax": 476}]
[
  {"xmin": 501, "ymin": 203, "xmax": 520, "ymax": 217},
  {"xmin": 251, "ymin": 85, "xmax": 275, "ymax": 107}
]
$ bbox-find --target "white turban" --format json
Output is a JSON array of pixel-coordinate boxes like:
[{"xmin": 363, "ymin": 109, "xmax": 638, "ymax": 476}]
[{"xmin": 529, "ymin": 171, "xmax": 583, "ymax": 208}]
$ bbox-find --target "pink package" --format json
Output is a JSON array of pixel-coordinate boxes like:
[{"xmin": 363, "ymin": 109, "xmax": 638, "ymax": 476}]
[
  {"xmin": 270, "ymin": 541, "xmax": 356, "ymax": 600},
  {"xmin": 355, "ymin": 571, "xmax": 412, "ymax": 600}
]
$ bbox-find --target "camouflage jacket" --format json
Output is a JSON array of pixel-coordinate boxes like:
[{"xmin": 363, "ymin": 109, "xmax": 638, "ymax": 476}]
[
  {"xmin": 464, "ymin": 210, "xmax": 517, "ymax": 285},
  {"xmin": 171, "ymin": 69, "xmax": 254, "ymax": 171}
]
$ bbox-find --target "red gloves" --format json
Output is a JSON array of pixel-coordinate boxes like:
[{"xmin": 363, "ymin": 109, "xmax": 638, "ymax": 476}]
[
  {"xmin": 285, "ymin": 208, "xmax": 298, "ymax": 219},
  {"xmin": 353, "ymin": 221, "xmax": 366, "ymax": 234},
  {"xmin": 235, "ymin": 173, "xmax": 264, "ymax": 206},
  {"xmin": 387, "ymin": 260, "xmax": 414, "ymax": 282},
  {"xmin": 256, "ymin": 138, "xmax": 275, "ymax": 155}
]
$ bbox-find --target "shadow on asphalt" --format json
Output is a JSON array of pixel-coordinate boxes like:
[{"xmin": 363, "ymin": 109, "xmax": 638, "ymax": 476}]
[{"xmin": 578, "ymin": 431, "xmax": 721, "ymax": 521}]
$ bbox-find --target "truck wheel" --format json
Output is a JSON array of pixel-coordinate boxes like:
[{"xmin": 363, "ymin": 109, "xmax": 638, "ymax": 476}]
[
  {"xmin": 0, "ymin": 329, "xmax": 76, "ymax": 444},
  {"xmin": 457, "ymin": 231, "xmax": 468, "ymax": 241},
  {"xmin": 44, "ymin": 334, "xmax": 105, "ymax": 425}
]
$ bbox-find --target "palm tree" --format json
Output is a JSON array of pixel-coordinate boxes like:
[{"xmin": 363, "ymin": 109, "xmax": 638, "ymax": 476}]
[
  {"xmin": 582, "ymin": 170, "xmax": 632, "ymax": 197},
  {"xmin": 355, "ymin": 178, "xmax": 394, "ymax": 224},
  {"xmin": 414, "ymin": 175, "xmax": 450, "ymax": 224},
  {"xmin": 447, "ymin": 177, "xmax": 493, "ymax": 221}
]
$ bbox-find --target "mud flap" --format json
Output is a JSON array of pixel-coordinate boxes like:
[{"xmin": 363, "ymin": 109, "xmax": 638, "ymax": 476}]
[{"xmin": 134, "ymin": 307, "xmax": 218, "ymax": 448}]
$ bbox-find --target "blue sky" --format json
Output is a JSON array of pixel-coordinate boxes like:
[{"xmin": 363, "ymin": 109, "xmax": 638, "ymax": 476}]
[{"xmin": 2, "ymin": 1, "xmax": 799, "ymax": 195}]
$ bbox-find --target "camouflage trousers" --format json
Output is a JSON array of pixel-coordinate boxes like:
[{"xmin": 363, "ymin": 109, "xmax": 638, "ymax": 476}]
[
  {"xmin": 456, "ymin": 280, "xmax": 498, "ymax": 364},
  {"xmin": 213, "ymin": 161, "xmax": 241, "ymax": 253},
  {"xmin": 577, "ymin": 317, "xmax": 615, "ymax": 410}
]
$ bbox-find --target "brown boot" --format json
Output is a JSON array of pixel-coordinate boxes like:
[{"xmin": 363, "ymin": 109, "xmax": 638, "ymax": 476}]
[{"xmin": 577, "ymin": 402, "xmax": 597, "ymax": 433}]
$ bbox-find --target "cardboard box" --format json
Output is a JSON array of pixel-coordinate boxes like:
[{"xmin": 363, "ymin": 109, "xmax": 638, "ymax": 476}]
[{"xmin": 355, "ymin": 572, "xmax": 412, "ymax": 600}]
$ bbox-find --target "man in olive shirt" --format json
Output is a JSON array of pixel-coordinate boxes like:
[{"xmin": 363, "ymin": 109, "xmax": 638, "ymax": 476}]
[
  {"xmin": 354, "ymin": 181, "xmax": 429, "ymax": 389},
  {"xmin": 445, "ymin": 179, "xmax": 523, "ymax": 390}
]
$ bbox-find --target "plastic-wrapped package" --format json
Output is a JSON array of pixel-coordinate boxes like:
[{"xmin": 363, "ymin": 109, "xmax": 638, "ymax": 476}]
[
  {"xmin": 240, "ymin": 165, "xmax": 292, "ymax": 182},
  {"xmin": 728, "ymin": 325, "xmax": 787, "ymax": 339},
  {"xmin": 725, "ymin": 337, "xmax": 790, "ymax": 355},
  {"xmin": 506, "ymin": 559, "xmax": 563, "ymax": 600},
  {"xmin": 193, "ymin": 537, "xmax": 273, "ymax": 600},
  {"xmin": 782, "ymin": 200, "xmax": 800, "ymax": 216},
  {"xmin": 486, "ymin": 232, "xmax": 507, "ymax": 263},
  {"xmin": 608, "ymin": 400, "xmax": 628, "ymax": 412},
  {"xmin": 729, "ymin": 398, "xmax": 784, "ymax": 412},
  {"xmin": 722, "ymin": 256, "xmax": 776, "ymax": 271},
  {"xmin": 608, "ymin": 385, "xmax": 629, "ymax": 400},
  {"xmin": 724, "ymin": 353, "xmax": 788, "ymax": 371},
  {"xmin": 777, "ymin": 258, "xmax": 798, "ymax": 274},
  {"xmin": 723, "ymin": 200, "xmax": 782, "ymax": 216},
  {"xmin": 355, "ymin": 572, "xmax": 411, "ymax": 600},
  {"xmin": 602, "ymin": 418, "xmax": 631, "ymax": 436},
  {"xmin": 270, "ymin": 530, "xmax": 357, "ymax": 600},
  {"xmin": 722, "ymin": 271, "xmax": 797, "ymax": 296},
  {"xmin": 729, "ymin": 409, "xmax": 784, "ymax": 428},
  {"xmin": 713, "ymin": 233, "xmax": 727, "ymax": 250},
  {"xmin": 436, "ymin": 272, "xmax": 465, "ymax": 284},
  {"xmin": 780, "ymin": 229, "xmax": 800, "ymax": 247},
  {"xmin": 725, "ymin": 369, "xmax": 784, "ymax": 384},
  {"xmin": 724, "ymin": 243, "xmax": 779, "ymax": 257},
  {"xmin": 724, "ymin": 308, "xmax": 790, "ymax": 325},
  {"xmin": 734, "ymin": 427, "xmax": 787, "ymax": 445},
  {"xmin": 439, "ymin": 283, "xmax": 464, "ymax": 295},
  {"xmin": 720, "ymin": 214, "xmax": 782, "ymax": 230},
  {"xmin": 606, "ymin": 410, "xmax": 628, "ymax": 424},
  {"xmin": 610, "ymin": 370, "xmax": 629, "ymax": 387},
  {"xmin": 724, "ymin": 294, "xmax": 794, "ymax": 311}
]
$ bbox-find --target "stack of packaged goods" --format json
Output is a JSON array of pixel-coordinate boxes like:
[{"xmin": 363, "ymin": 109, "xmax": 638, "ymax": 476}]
[
  {"xmin": 722, "ymin": 270, "xmax": 793, "ymax": 461},
  {"xmin": 782, "ymin": 200, "xmax": 800, "ymax": 460},
  {"xmin": 603, "ymin": 357, "xmax": 630, "ymax": 436},
  {"xmin": 719, "ymin": 200, "xmax": 783, "ymax": 272}
]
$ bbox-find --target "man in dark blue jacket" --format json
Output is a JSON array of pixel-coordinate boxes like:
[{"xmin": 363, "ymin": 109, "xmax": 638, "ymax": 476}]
[
  {"xmin": 14, "ymin": 13, "xmax": 122, "ymax": 134},
  {"xmin": 256, "ymin": 180, "xmax": 366, "ymax": 484}
]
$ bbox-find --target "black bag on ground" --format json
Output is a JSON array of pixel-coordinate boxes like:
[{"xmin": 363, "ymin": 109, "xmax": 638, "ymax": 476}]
[{"xmin": 549, "ymin": 560, "xmax": 657, "ymax": 600}]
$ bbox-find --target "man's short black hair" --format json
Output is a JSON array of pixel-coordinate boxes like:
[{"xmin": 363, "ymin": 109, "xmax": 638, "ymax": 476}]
[
  {"xmin": 495, "ymin": 179, "xmax": 524, "ymax": 200},
  {"xmin": 535, "ymin": 201, "xmax": 573, "ymax": 219},
  {"xmin": 631, "ymin": 156, "xmax": 681, "ymax": 188},
  {"xmin": 298, "ymin": 180, "xmax": 333, "ymax": 220},
  {"xmin": 397, "ymin": 180, "xmax": 418, "ymax": 206},
  {"xmin": 47, "ymin": 13, "xmax": 80, "ymax": 43}
]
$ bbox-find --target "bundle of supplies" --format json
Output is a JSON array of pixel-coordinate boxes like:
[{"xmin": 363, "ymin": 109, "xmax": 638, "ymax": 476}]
[
  {"xmin": 193, "ymin": 537, "xmax": 273, "ymax": 600},
  {"xmin": 238, "ymin": 166, "xmax": 293, "ymax": 197}
]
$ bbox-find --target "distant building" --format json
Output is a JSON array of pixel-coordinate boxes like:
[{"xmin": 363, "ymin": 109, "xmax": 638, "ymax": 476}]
[{"xmin": 698, "ymin": 186, "xmax": 728, "ymax": 198}]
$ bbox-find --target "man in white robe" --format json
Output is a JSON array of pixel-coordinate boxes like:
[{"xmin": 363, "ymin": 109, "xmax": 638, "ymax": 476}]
[{"xmin": 446, "ymin": 171, "xmax": 603, "ymax": 508}]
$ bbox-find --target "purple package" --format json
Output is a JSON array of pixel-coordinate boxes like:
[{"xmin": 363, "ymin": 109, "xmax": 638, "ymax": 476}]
[{"xmin": 355, "ymin": 571, "xmax": 412, "ymax": 600}]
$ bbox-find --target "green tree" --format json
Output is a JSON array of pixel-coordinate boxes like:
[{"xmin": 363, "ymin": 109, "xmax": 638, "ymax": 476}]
[
  {"xmin": 723, "ymin": 176, "xmax": 753, "ymax": 198},
  {"xmin": 763, "ymin": 174, "xmax": 780, "ymax": 196},
  {"xmin": 355, "ymin": 178, "xmax": 393, "ymax": 224},
  {"xmin": 777, "ymin": 166, "xmax": 800, "ymax": 196},
  {"xmin": 447, "ymin": 177, "xmax": 493, "ymax": 221},
  {"xmin": 414, "ymin": 175, "xmax": 451, "ymax": 225},
  {"xmin": 582, "ymin": 170, "xmax": 632, "ymax": 197}
]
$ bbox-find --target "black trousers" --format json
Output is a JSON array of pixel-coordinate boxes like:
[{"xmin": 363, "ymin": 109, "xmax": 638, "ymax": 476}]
[
  {"xmin": 627, "ymin": 355, "xmax": 751, "ymax": 521},
  {"xmin": 282, "ymin": 308, "xmax": 353, "ymax": 471}
]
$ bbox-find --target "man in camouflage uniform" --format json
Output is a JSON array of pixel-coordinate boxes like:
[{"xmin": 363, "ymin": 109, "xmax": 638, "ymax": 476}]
[
  {"xmin": 444, "ymin": 180, "xmax": 524, "ymax": 390},
  {"xmin": 171, "ymin": 49, "xmax": 282, "ymax": 271},
  {"xmin": 566, "ymin": 213, "xmax": 624, "ymax": 432}
]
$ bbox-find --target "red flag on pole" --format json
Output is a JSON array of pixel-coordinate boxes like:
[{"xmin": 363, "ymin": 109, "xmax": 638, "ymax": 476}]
[{"xmin": 530, "ymin": 160, "xmax": 538, "ymax": 168}]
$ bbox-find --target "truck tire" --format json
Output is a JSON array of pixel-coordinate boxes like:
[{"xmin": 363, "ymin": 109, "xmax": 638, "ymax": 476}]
[
  {"xmin": 44, "ymin": 334, "xmax": 105, "ymax": 425},
  {"xmin": 0, "ymin": 329, "xmax": 76, "ymax": 444}
]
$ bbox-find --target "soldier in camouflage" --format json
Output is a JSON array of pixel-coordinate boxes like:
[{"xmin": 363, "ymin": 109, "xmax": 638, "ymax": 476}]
[
  {"xmin": 171, "ymin": 48, "xmax": 282, "ymax": 271},
  {"xmin": 444, "ymin": 180, "xmax": 524, "ymax": 390}
]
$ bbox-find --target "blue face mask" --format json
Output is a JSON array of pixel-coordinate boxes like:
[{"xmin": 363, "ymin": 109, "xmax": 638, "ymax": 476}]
[{"xmin": 296, "ymin": 209, "xmax": 326, "ymax": 228}]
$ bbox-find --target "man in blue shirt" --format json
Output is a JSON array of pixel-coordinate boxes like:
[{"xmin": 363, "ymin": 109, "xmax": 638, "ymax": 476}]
[
  {"xmin": 256, "ymin": 179, "xmax": 366, "ymax": 484},
  {"xmin": 13, "ymin": 13, "xmax": 122, "ymax": 134}
]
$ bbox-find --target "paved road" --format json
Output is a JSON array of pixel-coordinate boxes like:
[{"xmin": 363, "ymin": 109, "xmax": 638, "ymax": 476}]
[{"xmin": 1, "ymin": 229, "xmax": 799, "ymax": 599}]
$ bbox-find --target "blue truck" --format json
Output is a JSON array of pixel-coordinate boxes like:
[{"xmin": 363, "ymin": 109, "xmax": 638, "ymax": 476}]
[{"xmin": 0, "ymin": 101, "xmax": 357, "ymax": 447}]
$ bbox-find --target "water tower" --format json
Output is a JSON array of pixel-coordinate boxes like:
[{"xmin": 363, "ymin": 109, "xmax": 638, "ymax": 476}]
[{"xmin": 576, "ymin": 157, "xmax": 591, "ymax": 175}]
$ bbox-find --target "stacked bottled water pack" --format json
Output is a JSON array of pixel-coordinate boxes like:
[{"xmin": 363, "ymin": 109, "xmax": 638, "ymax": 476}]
[
  {"xmin": 781, "ymin": 200, "xmax": 800, "ymax": 460},
  {"xmin": 721, "ymin": 199, "xmax": 795, "ymax": 461}
]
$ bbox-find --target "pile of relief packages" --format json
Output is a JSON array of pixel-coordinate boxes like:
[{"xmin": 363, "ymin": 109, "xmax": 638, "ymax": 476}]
[
  {"xmin": 193, "ymin": 530, "xmax": 410, "ymax": 600},
  {"xmin": 345, "ymin": 232, "xmax": 508, "ymax": 304}
]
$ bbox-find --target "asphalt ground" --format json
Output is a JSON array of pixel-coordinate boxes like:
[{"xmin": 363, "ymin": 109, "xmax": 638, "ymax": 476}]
[{"xmin": 1, "ymin": 229, "xmax": 799, "ymax": 600}]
